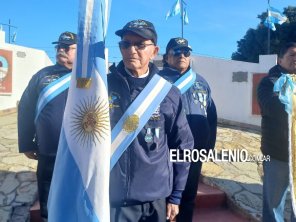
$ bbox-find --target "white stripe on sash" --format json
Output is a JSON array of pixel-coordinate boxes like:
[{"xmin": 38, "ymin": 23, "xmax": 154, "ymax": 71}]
[
  {"xmin": 110, "ymin": 74, "xmax": 172, "ymax": 169},
  {"xmin": 35, "ymin": 74, "xmax": 71, "ymax": 123},
  {"xmin": 174, "ymin": 69, "xmax": 196, "ymax": 94}
]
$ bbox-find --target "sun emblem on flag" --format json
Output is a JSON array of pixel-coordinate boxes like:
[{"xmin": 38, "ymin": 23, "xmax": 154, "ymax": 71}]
[{"xmin": 71, "ymin": 96, "xmax": 109, "ymax": 146}]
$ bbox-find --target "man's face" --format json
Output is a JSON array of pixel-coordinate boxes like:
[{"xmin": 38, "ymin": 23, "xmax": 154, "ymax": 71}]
[
  {"xmin": 119, "ymin": 33, "xmax": 159, "ymax": 76},
  {"xmin": 279, "ymin": 46, "xmax": 296, "ymax": 74},
  {"xmin": 55, "ymin": 43, "xmax": 77, "ymax": 69},
  {"xmin": 166, "ymin": 47, "xmax": 191, "ymax": 74}
]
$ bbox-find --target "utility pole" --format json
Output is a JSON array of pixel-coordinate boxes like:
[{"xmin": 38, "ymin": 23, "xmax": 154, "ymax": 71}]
[{"xmin": 0, "ymin": 19, "xmax": 17, "ymax": 43}]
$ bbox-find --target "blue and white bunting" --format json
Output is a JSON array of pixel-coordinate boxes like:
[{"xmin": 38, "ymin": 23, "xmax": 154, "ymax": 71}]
[{"xmin": 48, "ymin": 0, "xmax": 112, "ymax": 221}]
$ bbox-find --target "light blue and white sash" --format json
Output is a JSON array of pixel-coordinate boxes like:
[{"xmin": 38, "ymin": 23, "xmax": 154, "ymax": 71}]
[
  {"xmin": 35, "ymin": 73, "xmax": 71, "ymax": 123},
  {"xmin": 273, "ymin": 73, "xmax": 295, "ymax": 115},
  {"xmin": 174, "ymin": 68, "xmax": 196, "ymax": 94},
  {"xmin": 110, "ymin": 74, "xmax": 172, "ymax": 170}
]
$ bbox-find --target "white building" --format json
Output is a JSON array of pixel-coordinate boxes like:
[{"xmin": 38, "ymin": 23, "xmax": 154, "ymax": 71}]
[
  {"xmin": 0, "ymin": 29, "xmax": 52, "ymax": 111},
  {"xmin": 155, "ymin": 53, "xmax": 277, "ymax": 127}
]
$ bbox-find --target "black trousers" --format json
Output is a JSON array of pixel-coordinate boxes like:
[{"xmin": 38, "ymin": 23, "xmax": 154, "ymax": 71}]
[
  {"xmin": 176, "ymin": 161, "xmax": 202, "ymax": 222},
  {"xmin": 36, "ymin": 154, "xmax": 56, "ymax": 219},
  {"xmin": 110, "ymin": 199, "xmax": 166, "ymax": 222}
]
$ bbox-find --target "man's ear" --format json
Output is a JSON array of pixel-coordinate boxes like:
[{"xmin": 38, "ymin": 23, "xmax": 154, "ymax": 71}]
[
  {"xmin": 278, "ymin": 57, "xmax": 282, "ymax": 66},
  {"xmin": 164, "ymin": 54, "xmax": 168, "ymax": 63},
  {"xmin": 150, "ymin": 46, "xmax": 159, "ymax": 60}
]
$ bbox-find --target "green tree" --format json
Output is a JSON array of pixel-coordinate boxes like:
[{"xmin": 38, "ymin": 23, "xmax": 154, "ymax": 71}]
[{"xmin": 232, "ymin": 6, "xmax": 296, "ymax": 63}]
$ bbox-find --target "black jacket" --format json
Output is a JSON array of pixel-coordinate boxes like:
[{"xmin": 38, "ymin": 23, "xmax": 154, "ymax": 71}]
[
  {"xmin": 18, "ymin": 63, "xmax": 71, "ymax": 156},
  {"xmin": 159, "ymin": 67, "xmax": 217, "ymax": 150},
  {"xmin": 108, "ymin": 62, "xmax": 194, "ymax": 205},
  {"xmin": 257, "ymin": 65, "xmax": 289, "ymax": 162}
]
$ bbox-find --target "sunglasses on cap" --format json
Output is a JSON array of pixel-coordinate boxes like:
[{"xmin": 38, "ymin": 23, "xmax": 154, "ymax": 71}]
[
  {"xmin": 55, "ymin": 44, "xmax": 76, "ymax": 52},
  {"xmin": 169, "ymin": 49, "xmax": 191, "ymax": 57},
  {"xmin": 119, "ymin": 41, "xmax": 155, "ymax": 50}
]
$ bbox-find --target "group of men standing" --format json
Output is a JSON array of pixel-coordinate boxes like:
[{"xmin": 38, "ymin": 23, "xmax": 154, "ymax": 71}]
[{"xmin": 17, "ymin": 18, "xmax": 296, "ymax": 222}]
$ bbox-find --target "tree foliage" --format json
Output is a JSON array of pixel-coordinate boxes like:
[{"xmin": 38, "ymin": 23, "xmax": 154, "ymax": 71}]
[{"xmin": 231, "ymin": 6, "xmax": 296, "ymax": 63}]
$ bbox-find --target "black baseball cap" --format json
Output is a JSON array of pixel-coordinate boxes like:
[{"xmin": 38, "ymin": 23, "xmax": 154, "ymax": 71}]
[
  {"xmin": 166, "ymin": 37, "xmax": 192, "ymax": 53},
  {"xmin": 52, "ymin": 31, "xmax": 77, "ymax": 45},
  {"xmin": 115, "ymin": 19, "xmax": 158, "ymax": 44}
]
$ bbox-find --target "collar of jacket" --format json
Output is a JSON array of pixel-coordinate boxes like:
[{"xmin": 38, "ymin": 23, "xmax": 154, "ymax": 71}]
[
  {"xmin": 110, "ymin": 61, "xmax": 159, "ymax": 82},
  {"xmin": 269, "ymin": 64, "xmax": 291, "ymax": 78},
  {"xmin": 53, "ymin": 62, "xmax": 72, "ymax": 73},
  {"xmin": 161, "ymin": 66, "xmax": 192, "ymax": 79}
]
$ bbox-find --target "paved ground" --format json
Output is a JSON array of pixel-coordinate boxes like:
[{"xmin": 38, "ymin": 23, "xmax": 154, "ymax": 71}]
[
  {"xmin": 201, "ymin": 125, "xmax": 293, "ymax": 221},
  {"xmin": 0, "ymin": 110, "xmax": 294, "ymax": 221}
]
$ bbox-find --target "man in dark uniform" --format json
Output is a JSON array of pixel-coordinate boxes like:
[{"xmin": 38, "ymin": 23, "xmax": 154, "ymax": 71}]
[
  {"xmin": 257, "ymin": 42, "xmax": 296, "ymax": 222},
  {"xmin": 160, "ymin": 37, "xmax": 217, "ymax": 222},
  {"xmin": 108, "ymin": 20, "xmax": 194, "ymax": 222},
  {"xmin": 18, "ymin": 31, "xmax": 77, "ymax": 221}
]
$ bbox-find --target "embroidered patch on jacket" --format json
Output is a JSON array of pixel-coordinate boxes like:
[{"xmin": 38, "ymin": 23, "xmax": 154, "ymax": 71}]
[
  {"xmin": 192, "ymin": 81, "xmax": 208, "ymax": 108},
  {"xmin": 150, "ymin": 105, "xmax": 161, "ymax": 120},
  {"xmin": 42, "ymin": 75, "xmax": 60, "ymax": 86},
  {"xmin": 109, "ymin": 92, "xmax": 120, "ymax": 109}
]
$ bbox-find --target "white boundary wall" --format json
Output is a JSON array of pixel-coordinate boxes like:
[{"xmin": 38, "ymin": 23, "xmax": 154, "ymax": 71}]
[
  {"xmin": 0, "ymin": 30, "xmax": 53, "ymax": 110},
  {"xmin": 191, "ymin": 55, "xmax": 277, "ymax": 127},
  {"xmin": 155, "ymin": 54, "xmax": 277, "ymax": 127}
]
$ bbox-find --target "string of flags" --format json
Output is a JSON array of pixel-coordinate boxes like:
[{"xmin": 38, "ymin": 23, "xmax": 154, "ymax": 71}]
[
  {"xmin": 166, "ymin": 0, "xmax": 189, "ymax": 25},
  {"xmin": 264, "ymin": 6, "xmax": 287, "ymax": 31}
]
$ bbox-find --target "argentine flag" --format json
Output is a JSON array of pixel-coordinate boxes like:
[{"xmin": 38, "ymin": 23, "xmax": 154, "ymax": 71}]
[
  {"xmin": 48, "ymin": 0, "xmax": 112, "ymax": 221},
  {"xmin": 264, "ymin": 6, "xmax": 287, "ymax": 31},
  {"xmin": 166, "ymin": 0, "xmax": 181, "ymax": 20},
  {"xmin": 183, "ymin": 7, "xmax": 189, "ymax": 25}
]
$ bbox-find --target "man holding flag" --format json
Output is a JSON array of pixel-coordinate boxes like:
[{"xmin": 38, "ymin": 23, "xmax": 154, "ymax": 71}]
[
  {"xmin": 108, "ymin": 19, "xmax": 194, "ymax": 222},
  {"xmin": 257, "ymin": 42, "xmax": 296, "ymax": 222}
]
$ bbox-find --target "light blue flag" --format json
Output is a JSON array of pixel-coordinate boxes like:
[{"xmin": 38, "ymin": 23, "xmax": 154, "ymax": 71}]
[
  {"xmin": 269, "ymin": 6, "xmax": 288, "ymax": 25},
  {"xmin": 183, "ymin": 7, "xmax": 189, "ymax": 25},
  {"xmin": 264, "ymin": 17, "xmax": 276, "ymax": 31},
  {"xmin": 264, "ymin": 6, "xmax": 287, "ymax": 31},
  {"xmin": 166, "ymin": 0, "xmax": 181, "ymax": 20},
  {"xmin": 48, "ymin": 0, "xmax": 112, "ymax": 221},
  {"xmin": 12, "ymin": 32, "xmax": 17, "ymax": 42}
]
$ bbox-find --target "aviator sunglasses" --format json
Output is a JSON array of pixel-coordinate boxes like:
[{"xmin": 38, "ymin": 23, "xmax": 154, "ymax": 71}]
[
  {"xmin": 170, "ymin": 49, "xmax": 191, "ymax": 57},
  {"xmin": 55, "ymin": 44, "xmax": 76, "ymax": 52},
  {"xmin": 119, "ymin": 41, "xmax": 155, "ymax": 50}
]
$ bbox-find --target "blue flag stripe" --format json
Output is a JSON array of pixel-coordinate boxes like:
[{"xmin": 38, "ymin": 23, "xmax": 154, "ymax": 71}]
[{"xmin": 48, "ymin": 128, "xmax": 100, "ymax": 222}]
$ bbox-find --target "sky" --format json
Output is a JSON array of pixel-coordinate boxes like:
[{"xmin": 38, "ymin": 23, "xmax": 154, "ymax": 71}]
[{"xmin": 0, "ymin": 0, "xmax": 294, "ymax": 63}]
